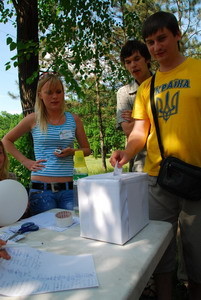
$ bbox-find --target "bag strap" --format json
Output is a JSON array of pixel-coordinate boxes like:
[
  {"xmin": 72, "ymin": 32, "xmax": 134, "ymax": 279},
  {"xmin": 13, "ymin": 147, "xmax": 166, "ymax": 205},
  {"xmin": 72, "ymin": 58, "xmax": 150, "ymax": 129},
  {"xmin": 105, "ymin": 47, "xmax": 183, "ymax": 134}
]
[{"xmin": 150, "ymin": 74, "xmax": 165, "ymax": 159}]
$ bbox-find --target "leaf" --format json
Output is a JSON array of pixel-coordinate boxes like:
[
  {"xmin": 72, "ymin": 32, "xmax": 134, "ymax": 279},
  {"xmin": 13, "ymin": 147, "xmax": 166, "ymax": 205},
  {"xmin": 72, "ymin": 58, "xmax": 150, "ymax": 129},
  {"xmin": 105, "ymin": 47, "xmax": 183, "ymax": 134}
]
[
  {"xmin": 10, "ymin": 41, "xmax": 17, "ymax": 51},
  {"xmin": 6, "ymin": 36, "xmax": 13, "ymax": 45},
  {"xmin": 5, "ymin": 64, "xmax": 11, "ymax": 71}
]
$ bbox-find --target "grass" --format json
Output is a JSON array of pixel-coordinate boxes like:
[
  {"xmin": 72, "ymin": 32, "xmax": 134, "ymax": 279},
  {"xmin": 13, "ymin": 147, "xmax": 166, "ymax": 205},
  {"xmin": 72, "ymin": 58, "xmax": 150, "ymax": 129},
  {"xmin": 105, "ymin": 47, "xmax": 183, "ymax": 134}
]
[{"xmin": 85, "ymin": 155, "xmax": 129, "ymax": 175}]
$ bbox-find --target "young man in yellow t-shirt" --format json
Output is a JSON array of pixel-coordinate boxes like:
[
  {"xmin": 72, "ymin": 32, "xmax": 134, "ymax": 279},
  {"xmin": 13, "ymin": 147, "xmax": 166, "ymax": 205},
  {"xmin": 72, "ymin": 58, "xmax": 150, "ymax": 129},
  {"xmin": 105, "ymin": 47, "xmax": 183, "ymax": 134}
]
[{"xmin": 110, "ymin": 11, "xmax": 201, "ymax": 300}]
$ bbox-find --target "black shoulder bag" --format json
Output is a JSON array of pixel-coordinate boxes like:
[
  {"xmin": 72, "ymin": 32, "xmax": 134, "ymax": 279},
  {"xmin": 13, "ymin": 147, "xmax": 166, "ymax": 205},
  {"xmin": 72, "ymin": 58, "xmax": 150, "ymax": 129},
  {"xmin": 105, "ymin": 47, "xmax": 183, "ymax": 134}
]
[{"xmin": 150, "ymin": 74, "xmax": 201, "ymax": 201}]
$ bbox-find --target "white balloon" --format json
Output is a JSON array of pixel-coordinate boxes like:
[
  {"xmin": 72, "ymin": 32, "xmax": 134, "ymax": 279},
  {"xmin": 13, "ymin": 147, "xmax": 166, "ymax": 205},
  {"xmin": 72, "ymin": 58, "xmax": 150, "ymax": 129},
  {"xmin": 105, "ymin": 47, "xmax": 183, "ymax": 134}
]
[{"xmin": 0, "ymin": 179, "xmax": 28, "ymax": 226}]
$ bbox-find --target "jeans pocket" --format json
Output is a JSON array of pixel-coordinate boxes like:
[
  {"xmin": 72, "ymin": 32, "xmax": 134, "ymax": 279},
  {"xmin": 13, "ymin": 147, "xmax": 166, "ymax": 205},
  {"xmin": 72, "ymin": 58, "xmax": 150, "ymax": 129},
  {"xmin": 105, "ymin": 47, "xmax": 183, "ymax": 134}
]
[{"xmin": 29, "ymin": 190, "xmax": 44, "ymax": 205}]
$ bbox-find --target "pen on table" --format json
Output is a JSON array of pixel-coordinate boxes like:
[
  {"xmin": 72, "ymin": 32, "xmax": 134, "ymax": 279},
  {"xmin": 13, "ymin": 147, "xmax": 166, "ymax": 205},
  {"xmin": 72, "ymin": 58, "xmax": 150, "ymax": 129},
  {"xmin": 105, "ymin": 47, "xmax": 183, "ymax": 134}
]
[{"xmin": 0, "ymin": 241, "xmax": 44, "ymax": 249}]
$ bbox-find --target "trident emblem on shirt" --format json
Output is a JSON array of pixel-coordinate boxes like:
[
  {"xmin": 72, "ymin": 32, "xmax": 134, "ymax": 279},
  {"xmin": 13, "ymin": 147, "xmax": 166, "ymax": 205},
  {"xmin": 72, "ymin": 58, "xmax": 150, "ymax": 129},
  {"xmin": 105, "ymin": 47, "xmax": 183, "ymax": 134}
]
[{"xmin": 156, "ymin": 91, "xmax": 179, "ymax": 121}]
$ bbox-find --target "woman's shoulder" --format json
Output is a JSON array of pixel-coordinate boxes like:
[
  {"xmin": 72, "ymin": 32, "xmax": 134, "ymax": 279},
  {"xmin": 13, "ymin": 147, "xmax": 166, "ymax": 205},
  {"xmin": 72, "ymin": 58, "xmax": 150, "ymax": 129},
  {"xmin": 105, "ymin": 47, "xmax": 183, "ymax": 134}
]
[
  {"xmin": 24, "ymin": 112, "xmax": 37, "ymax": 128},
  {"xmin": 65, "ymin": 112, "xmax": 79, "ymax": 122},
  {"xmin": 12, "ymin": 112, "xmax": 36, "ymax": 131},
  {"xmin": 22, "ymin": 112, "xmax": 36, "ymax": 122},
  {"xmin": 26, "ymin": 112, "xmax": 36, "ymax": 119}
]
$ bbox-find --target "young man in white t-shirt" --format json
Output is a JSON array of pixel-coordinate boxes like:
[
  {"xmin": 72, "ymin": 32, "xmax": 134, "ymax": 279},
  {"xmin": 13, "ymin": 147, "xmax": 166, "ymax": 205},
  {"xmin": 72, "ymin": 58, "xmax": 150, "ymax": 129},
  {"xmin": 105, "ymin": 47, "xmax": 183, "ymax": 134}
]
[{"xmin": 116, "ymin": 40, "xmax": 151, "ymax": 171}]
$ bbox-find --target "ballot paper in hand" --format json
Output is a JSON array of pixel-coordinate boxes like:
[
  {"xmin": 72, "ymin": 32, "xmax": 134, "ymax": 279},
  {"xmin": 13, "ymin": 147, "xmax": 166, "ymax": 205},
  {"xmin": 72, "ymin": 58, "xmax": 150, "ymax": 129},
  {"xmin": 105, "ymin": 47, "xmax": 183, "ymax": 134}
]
[
  {"xmin": 0, "ymin": 247, "xmax": 99, "ymax": 297},
  {"xmin": 113, "ymin": 162, "xmax": 122, "ymax": 176}
]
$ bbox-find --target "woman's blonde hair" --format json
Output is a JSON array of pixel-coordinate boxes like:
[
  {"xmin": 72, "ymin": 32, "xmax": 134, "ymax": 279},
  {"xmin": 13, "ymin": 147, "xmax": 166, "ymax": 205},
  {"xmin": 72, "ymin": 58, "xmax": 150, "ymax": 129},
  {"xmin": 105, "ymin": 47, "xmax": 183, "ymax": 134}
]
[
  {"xmin": 0, "ymin": 140, "xmax": 9, "ymax": 180},
  {"xmin": 34, "ymin": 73, "xmax": 65, "ymax": 132}
]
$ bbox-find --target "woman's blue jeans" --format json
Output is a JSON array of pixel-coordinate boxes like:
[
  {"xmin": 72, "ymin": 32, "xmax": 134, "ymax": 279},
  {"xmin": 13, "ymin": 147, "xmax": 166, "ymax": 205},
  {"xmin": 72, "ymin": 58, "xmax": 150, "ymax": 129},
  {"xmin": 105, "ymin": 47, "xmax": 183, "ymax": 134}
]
[{"xmin": 29, "ymin": 182, "xmax": 74, "ymax": 216}]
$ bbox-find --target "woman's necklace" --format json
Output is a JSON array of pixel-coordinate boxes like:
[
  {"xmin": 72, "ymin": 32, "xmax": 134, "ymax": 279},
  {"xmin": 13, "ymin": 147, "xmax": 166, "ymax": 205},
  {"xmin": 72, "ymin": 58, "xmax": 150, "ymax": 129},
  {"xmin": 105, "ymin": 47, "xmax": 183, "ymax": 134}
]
[{"xmin": 48, "ymin": 114, "xmax": 64, "ymax": 125}]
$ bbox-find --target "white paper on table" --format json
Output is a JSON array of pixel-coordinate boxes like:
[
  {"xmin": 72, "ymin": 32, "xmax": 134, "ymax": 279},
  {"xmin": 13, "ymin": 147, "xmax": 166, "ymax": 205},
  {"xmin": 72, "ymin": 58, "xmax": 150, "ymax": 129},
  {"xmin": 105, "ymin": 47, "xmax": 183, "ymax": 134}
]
[
  {"xmin": 0, "ymin": 232, "xmax": 25, "ymax": 242},
  {"xmin": 4, "ymin": 211, "xmax": 79, "ymax": 234},
  {"xmin": 0, "ymin": 247, "xmax": 99, "ymax": 297}
]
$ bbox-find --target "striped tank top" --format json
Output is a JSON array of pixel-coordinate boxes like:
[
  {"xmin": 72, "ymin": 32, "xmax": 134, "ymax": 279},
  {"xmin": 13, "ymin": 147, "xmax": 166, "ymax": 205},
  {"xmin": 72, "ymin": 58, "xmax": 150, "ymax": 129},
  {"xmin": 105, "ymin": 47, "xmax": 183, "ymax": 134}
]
[{"xmin": 31, "ymin": 112, "xmax": 76, "ymax": 177}]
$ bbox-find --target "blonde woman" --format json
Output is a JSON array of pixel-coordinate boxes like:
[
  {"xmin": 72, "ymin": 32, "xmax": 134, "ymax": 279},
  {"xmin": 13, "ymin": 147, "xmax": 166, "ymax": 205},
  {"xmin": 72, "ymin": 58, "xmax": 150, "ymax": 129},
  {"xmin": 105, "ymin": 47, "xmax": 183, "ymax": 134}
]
[
  {"xmin": 0, "ymin": 140, "xmax": 9, "ymax": 181},
  {"xmin": 0, "ymin": 140, "xmax": 16, "ymax": 180},
  {"xmin": 3, "ymin": 73, "xmax": 91, "ymax": 215}
]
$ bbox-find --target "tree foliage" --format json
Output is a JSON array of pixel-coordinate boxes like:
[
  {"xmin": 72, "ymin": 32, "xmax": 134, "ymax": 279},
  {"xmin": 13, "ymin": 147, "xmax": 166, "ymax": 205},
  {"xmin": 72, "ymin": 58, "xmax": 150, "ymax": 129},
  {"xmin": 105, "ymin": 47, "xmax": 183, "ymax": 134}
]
[
  {"xmin": 0, "ymin": 112, "xmax": 34, "ymax": 187},
  {"xmin": 67, "ymin": 79, "xmax": 126, "ymax": 157}
]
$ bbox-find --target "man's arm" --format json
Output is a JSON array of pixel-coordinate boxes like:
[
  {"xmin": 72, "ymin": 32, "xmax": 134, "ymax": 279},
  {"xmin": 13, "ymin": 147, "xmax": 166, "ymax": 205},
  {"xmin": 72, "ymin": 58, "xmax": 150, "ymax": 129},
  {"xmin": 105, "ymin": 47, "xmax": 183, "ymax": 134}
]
[
  {"xmin": 110, "ymin": 119, "xmax": 150, "ymax": 167},
  {"xmin": 120, "ymin": 109, "xmax": 136, "ymax": 137},
  {"xmin": 121, "ymin": 119, "xmax": 135, "ymax": 137},
  {"xmin": 116, "ymin": 85, "xmax": 135, "ymax": 133}
]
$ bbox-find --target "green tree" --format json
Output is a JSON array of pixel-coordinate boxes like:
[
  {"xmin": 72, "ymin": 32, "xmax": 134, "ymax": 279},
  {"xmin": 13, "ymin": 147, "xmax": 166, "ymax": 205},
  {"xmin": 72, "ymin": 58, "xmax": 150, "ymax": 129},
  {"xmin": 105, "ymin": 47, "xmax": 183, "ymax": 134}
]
[
  {"xmin": 67, "ymin": 79, "xmax": 126, "ymax": 158},
  {"xmin": 1, "ymin": 0, "xmax": 39, "ymax": 115},
  {"xmin": 1, "ymin": 0, "xmax": 200, "ymax": 108}
]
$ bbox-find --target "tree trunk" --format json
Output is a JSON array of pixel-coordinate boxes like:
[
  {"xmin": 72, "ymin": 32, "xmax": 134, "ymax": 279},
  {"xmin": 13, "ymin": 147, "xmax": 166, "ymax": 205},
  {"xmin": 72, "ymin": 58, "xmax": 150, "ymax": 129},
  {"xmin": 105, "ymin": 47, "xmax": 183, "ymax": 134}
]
[
  {"xmin": 12, "ymin": 0, "xmax": 39, "ymax": 116},
  {"xmin": 95, "ymin": 78, "xmax": 107, "ymax": 171}
]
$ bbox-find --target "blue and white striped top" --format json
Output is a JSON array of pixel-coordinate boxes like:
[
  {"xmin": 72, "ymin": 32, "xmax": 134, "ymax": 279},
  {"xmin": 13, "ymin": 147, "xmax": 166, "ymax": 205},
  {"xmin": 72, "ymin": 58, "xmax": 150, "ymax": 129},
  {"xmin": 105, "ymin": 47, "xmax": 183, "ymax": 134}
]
[{"xmin": 31, "ymin": 112, "xmax": 76, "ymax": 177}]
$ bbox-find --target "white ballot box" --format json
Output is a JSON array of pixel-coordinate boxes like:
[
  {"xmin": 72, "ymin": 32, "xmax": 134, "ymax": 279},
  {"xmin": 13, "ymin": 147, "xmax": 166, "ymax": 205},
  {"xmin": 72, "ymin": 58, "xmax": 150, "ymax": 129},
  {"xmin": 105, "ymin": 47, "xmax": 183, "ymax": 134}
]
[{"xmin": 77, "ymin": 172, "xmax": 149, "ymax": 245}]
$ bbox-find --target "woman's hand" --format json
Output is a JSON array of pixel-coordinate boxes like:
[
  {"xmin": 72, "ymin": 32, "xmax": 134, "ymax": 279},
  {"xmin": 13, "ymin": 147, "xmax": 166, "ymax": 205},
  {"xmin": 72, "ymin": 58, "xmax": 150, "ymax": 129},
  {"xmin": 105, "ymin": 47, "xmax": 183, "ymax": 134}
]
[
  {"xmin": 23, "ymin": 158, "xmax": 47, "ymax": 172},
  {"xmin": 0, "ymin": 240, "xmax": 11, "ymax": 260},
  {"xmin": 54, "ymin": 147, "xmax": 75, "ymax": 158}
]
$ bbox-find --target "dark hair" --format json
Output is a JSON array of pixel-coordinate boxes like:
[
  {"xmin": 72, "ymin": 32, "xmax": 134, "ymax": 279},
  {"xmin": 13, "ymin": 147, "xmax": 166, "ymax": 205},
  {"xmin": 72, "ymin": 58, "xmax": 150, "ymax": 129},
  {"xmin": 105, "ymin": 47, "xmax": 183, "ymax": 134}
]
[
  {"xmin": 142, "ymin": 11, "xmax": 180, "ymax": 40},
  {"xmin": 120, "ymin": 40, "xmax": 151, "ymax": 68}
]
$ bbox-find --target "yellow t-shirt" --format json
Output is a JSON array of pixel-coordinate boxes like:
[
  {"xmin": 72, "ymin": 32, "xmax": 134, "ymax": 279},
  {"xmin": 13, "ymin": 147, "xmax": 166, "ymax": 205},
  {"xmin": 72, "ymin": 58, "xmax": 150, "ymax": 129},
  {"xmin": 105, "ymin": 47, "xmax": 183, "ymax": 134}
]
[{"xmin": 133, "ymin": 57, "xmax": 201, "ymax": 176}]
